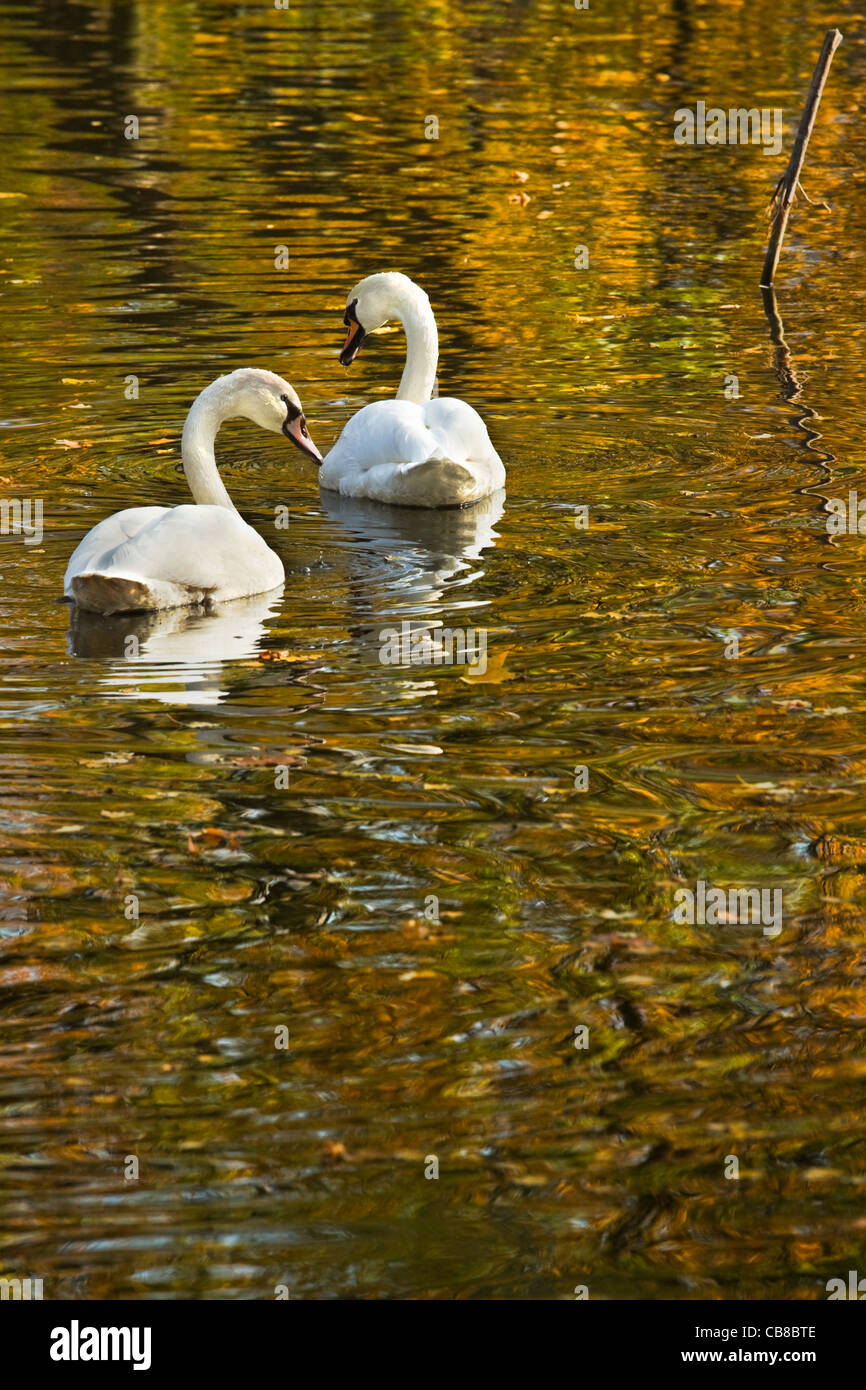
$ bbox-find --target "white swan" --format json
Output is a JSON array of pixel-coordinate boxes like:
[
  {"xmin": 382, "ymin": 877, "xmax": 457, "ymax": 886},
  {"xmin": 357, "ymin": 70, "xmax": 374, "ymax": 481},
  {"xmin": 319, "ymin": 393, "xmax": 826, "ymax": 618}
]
[
  {"xmin": 319, "ymin": 272, "xmax": 505, "ymax": 507},
  {"xmin": 64, "ymin": 368, "xmax": 322, "ymax": 614}
]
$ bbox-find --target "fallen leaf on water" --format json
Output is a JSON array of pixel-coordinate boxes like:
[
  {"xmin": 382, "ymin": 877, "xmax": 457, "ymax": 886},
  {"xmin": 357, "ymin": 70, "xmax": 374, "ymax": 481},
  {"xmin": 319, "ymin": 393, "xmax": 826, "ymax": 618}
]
[
  {"xmin": 460, "ymin": 649, "xmax": 513, "ymax": 684},
  {"xmin": 78, "ymin": 751, "xmax": 137, "ymax": 768},
  {"xmin": 383, "ymin": 742, "xmax": 443, "ymax": 755},
  {"xmin": 187, "ymin": 826, "xmax": 245, "ymax": 852},
  {"xmin": 258, "ymin": 649, "xmax": 318, "ymax": 663},
  {"xmin": 402, "ymin": 917, "xmax": 431, "ymax": 940},
  {"xmin": 809, "ymin": 834, "xmax": 866, "ymax": 864}
]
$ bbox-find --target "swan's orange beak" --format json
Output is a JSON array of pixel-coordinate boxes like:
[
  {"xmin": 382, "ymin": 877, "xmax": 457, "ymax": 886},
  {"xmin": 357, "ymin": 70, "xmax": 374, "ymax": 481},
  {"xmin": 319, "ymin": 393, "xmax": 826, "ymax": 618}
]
[
  {"xmin": 283, "ymin": 413, "xmax": 323, "ymax": 465},
  {"xmin": 339, "ymin": 318, "xmax": 366, "ymax": 367}
]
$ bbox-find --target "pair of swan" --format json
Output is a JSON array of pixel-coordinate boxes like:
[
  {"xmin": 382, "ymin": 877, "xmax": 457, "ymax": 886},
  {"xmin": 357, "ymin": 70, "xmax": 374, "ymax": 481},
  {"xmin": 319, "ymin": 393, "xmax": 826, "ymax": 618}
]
[{"xmin": 64, "ymin": 273, "xmax": 504, "ymax": 614}]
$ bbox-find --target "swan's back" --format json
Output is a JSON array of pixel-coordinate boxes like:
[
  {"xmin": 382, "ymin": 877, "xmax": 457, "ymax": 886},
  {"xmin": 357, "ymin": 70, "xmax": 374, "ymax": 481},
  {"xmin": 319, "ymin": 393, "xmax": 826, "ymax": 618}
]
[
  {"xmin": 65, "ymin": 504, "xmax": 284, "ymax": 613},
  {"xmin": 320, "ymin": 397, "xmax": 504, "ymax": 507}
]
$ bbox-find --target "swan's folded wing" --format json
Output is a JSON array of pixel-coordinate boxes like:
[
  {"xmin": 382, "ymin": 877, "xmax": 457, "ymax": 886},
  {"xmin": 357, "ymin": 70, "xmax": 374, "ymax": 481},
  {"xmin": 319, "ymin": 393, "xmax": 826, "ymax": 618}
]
[
  {"xmin": 64, "ymin": 507, "xmax": 168, "ymax": 591},
  {"xmin": 320, "ymin": 397, "xmax": 504, "ymax": 506},
  {"xmin": 422, "ymin": 397, "xmax": 503, "ymax": 467},
  {"xmin": 65, "ymin": 504, "xmax": 280, "ymax": 595},
  {"xmin": 323, "ymin": 401, "xmax": 441, "ymax": 475}
]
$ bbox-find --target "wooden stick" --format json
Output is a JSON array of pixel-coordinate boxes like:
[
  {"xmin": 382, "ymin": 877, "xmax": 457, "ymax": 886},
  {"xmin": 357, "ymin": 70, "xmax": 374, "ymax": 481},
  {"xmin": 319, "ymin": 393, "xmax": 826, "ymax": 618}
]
[{"xmin": 760, "ymin": 27, "xmax": 843, "ymax": 288}]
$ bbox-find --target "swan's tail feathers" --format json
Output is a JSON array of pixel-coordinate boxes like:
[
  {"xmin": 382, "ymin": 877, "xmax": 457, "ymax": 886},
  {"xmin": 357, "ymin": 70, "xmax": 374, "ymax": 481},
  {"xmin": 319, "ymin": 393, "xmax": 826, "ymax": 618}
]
[
  {"xmin": 69, "ymin": 574, "xmax": 156, "ymax": 614},
  {"xmin": 395, "ymin": 457, "xmax": 482, "ymax": 507},
  {"xmin": 69, "ymin": 570, "xmax": 218, "ymax": 614}
]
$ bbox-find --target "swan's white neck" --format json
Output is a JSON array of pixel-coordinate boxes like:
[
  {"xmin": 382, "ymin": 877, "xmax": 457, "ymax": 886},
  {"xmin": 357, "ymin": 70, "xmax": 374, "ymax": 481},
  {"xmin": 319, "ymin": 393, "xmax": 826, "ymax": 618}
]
[
  {"xmin": 394, "ymin": 287, "xmax": 438, "ymax": 405},
  {"xmin": 181, "ymin": 383, "xmax": 238, "ymax": 510}
]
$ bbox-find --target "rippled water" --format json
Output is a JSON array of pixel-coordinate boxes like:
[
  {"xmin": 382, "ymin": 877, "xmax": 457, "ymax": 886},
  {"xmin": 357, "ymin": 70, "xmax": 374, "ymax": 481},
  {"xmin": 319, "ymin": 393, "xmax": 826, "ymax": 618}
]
[{"xmin": 2, "ymin": 0, "xmax": 866, "ymax": 1300}]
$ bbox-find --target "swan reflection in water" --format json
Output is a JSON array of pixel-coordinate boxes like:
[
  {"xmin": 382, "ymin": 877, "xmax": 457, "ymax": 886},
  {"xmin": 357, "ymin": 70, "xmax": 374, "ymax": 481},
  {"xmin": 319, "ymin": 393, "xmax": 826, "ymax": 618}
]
[
  {"xmin": 317, "ymin": 489, "xmax": 505, "ymax": 674},
  {"xmin": 65, "ymin": 489, "xmax": 505, "ymax": 701},
  {"xmin": 318, "ymin": 488, "xmax": 505, "ymax": 607},
  {"xmin": 66, "ymin": 587, "xmax": 284, "ymax": 706}
]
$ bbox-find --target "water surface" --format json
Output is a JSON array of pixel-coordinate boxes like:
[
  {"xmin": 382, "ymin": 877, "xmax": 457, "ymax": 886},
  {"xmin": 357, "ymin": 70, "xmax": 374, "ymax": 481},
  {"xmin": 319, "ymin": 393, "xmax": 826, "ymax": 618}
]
[{"xmin": 1, "ymin": 0, "xmax": 866, "ymax": 1299}]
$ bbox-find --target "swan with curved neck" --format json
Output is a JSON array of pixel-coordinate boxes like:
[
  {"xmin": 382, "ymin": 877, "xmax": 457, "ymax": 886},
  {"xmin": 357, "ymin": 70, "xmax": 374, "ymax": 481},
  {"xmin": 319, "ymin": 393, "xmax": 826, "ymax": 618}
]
[
  {"xmin": 64, "ymin": 368, "xmax": 322, "ymax": 614},
  {"xmin": 319, "ymin": 272, "xmax": 504, "ymax": 507}
]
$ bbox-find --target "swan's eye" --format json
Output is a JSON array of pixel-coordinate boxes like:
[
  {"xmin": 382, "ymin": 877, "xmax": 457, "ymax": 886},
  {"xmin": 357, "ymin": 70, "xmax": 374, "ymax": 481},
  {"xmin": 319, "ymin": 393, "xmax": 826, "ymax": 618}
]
[{"xmin": 280, "ymin": 393, "xmax": 301, "ymax": 422}]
